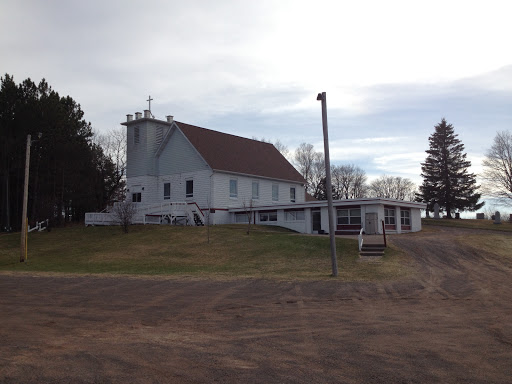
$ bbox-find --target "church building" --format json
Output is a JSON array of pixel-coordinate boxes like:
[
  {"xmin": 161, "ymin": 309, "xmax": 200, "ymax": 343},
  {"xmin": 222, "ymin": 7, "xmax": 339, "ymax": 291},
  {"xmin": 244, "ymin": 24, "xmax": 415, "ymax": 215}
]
[{"xmin": 86, "ymin": 109, "xmax": 425, "ymax": 234}]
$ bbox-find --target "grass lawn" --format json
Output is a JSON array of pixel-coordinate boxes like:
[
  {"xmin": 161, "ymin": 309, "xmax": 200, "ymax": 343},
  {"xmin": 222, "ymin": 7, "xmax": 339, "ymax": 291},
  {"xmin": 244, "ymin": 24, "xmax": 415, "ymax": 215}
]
[
  {"xmin": 0, "ymin": 224, "xmax": 409, "ymax": 281},
  {"xmin": 423, "ymin": 218, "xmax": 512, "ymax": 232}
]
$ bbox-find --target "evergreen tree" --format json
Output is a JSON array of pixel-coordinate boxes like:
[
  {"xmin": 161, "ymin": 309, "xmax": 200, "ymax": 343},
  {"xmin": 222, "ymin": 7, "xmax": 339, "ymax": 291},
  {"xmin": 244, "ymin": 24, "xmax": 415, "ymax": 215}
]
[
  {"xmin": 0, "ymin": 74, "xmax": 122, "ymax": 230},
  {"xmin": 418, "ymin": 118, "xmax": 484, "ymax": 218}
]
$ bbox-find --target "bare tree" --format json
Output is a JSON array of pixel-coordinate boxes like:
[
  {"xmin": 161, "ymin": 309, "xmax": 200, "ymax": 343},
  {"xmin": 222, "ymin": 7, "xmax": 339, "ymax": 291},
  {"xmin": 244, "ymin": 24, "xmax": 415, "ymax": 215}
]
[
  {"xmin": 352, "ymin": 167, "xmax": 368, "ymax": 198},
  {"xmin": 273, "ymin": 139, "xmax": 290, "ymax": 159},
  {"xmin": 205, "ymin": 196, "xmax": 212, "ymax": 244},
  {"xmin": 482, "ymin": 131, "xmax": 512, "ymax": 205},
  {"xmin": 294, "ymin": 143, "xmax": 316, "ymax": 188},
  {"xmin": 331, "ymin": 164, "xmax": 368, "ymax": 199},
  {"xmin": 369, "ymin": 175, "xmax": 416, "ymax": 200},
  {"xmin": 112, "ymin": 200, "xmax": 137, "ymax": 233},
  {"xmin": 310, "ymin": 154, "xmax": 326, "ymax": 199},
  {"xmin": 242, "ymin": 199, "xmax": 254, "ymax": 235},
  {"xmin": 294, "ymin": 143, "xmax": 325, "ymax": 198},
  {"xmin": 254, "ymin": 137, "xmax": 290, "ymax": 159},
  {"xmin": 94, "ymin": 127, "xmax": 127, "ymax": 202}
]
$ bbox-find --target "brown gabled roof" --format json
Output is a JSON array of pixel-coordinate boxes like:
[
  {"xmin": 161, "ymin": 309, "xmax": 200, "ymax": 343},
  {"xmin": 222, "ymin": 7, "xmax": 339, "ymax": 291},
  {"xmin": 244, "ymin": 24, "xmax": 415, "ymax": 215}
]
[{"xmin": 176, "ymin": 121, "xmax": 305, "ymax": 184}]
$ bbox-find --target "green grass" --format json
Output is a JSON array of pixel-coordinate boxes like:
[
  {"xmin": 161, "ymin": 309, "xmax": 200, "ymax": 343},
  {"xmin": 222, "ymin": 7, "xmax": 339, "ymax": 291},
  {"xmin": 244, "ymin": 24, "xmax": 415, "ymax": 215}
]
[
  {"xmin": 423, "ymin": 218, "xmax": 512, "ymax": 232},
  {"xmin": 0, "ymin": 224, "xmax": 411, "ymax": 281}
]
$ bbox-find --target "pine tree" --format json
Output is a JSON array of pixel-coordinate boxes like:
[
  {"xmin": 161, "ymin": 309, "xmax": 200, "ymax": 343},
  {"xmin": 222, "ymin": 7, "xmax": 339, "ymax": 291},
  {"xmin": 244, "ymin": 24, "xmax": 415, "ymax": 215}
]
[
  {"xmin": 0, "ymin": 74, "xmax": 122, "ymax": 230},
  {"xmin": 418, "ymin": 118, "xmax": 484, "ymax": 218}
]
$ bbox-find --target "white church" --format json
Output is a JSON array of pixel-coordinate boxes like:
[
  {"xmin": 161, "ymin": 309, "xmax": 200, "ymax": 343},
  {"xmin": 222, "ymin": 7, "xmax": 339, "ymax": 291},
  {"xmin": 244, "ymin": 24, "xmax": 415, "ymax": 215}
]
[{"xmin": 85, "ymin": 109, "xmax": 425, "ymax": 234}]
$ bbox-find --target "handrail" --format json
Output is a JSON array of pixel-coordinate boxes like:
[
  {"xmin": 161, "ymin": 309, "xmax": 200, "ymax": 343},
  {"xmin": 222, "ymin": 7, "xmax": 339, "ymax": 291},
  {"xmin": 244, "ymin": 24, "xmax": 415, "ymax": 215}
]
[
  {"xmin": 358, "ymin": 228, "xmax": 364, "ymax": 252},
  {"xmin": 28, "ymin": 219, "xmax": 49, "ymax": 233},
  {"xmin": 381, "ymin": 220, "xmax": 387, "ymax": 247},
  {"xmin": 187, "ymin": 202, "xmax": 205, "ymax": 223}
]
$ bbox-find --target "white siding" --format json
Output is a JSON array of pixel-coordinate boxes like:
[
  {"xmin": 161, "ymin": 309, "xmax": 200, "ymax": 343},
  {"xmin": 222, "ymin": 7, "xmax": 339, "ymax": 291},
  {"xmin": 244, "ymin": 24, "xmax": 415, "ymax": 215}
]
[
  {"xmin": 304, "ymin": 208, "xmax": 313, "ymax": 234},
  {"xmin": 126, "ymin": 123, "xmax": 148, "ymax": 177},
  {"xmin": 127, "ymin": 121, "xmax": 171, "ymax": 177},
  {"xmin": 157, "ymin": 169, "xmax": 213, "ymax": 208},
  {"xmin": 395, "ymin": 207, "xmax": 402, "ymax": 234},
  {"xmin": 211, "ymin": 172, "xmax": 305, "ymax": 210},
  {"xmin": 410, "ymin": 207, "xmax": 422, "ymax": 232},
  {"xmin": 281, "ymin": 209, "xmax": 308, "ymax": 233},
  {"xmin": 126, "ymin": 175, "xmax": 159, "ymax": 205},
  {"xmin": 211, "ymin": 210, "xmax": 231, "ymax": 225},
  {"xmin": 157, "ymin": 128, "xmax": 209, "ymax": 175}
]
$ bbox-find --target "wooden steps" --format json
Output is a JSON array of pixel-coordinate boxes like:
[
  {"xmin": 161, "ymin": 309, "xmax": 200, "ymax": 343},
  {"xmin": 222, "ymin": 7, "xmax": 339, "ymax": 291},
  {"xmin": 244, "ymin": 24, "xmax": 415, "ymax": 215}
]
[{"xmin": 359, "ymin": 243, "xmax": 386, "ymax": 257}]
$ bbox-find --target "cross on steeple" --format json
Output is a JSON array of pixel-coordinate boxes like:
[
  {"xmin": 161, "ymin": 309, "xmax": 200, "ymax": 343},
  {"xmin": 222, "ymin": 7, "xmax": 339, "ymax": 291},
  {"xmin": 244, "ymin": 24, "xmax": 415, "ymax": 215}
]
[{"xmin": 147, "ymin": 95, "xmax": 153, "ymax": 113}]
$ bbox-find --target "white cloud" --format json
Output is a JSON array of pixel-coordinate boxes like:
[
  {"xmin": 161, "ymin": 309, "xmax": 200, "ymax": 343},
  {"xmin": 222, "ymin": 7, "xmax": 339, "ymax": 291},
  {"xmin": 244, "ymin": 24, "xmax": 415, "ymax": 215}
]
[{"xmin": 1, "ymin": 0, "xmax": 511, "ymax": 185}]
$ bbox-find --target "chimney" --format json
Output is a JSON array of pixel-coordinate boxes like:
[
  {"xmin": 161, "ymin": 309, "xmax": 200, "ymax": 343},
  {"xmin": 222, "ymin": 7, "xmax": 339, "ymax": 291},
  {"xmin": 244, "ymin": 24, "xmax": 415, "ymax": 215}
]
[
  {"xmin": 166, "ymin": 115, "xmax": 174, "ymax": 123},
  {"xmin": 135, "ymin": 112, "xmax": 142, "ymax": 119},
  {"xmin": 126, "ymin": 114, "xmax": 133, "ymax": 122},
  {"xmin": 144, "ymin": 110, "xmax": 151, "ymax": 118}
]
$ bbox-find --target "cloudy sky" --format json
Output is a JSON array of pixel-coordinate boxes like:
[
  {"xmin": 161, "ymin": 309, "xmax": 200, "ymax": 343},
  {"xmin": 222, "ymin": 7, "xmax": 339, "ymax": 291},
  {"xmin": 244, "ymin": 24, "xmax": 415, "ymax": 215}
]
[{"xmin": 2, "ymin": 0, "xmax": 511, "ymax": 209}]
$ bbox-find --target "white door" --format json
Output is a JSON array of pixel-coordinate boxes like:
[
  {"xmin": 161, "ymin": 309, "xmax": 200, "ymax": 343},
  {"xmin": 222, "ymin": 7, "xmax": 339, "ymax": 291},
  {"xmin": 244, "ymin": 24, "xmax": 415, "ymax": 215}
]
[{"xmin": 365, "ymin": 213, "xmax": 377, "ymax": 234}]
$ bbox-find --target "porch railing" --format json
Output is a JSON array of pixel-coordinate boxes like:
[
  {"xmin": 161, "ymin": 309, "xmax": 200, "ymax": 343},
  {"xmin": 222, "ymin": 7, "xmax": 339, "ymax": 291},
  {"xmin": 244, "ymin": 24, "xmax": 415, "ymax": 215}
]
[{"xmin": 358, "ymin": 228, "xmax": 364, "ymax": 251}]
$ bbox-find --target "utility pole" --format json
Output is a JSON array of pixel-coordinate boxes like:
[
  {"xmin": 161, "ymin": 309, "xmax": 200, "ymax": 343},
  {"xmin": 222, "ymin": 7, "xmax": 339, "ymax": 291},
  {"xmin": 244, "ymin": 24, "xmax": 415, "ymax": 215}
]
[
  {"xmin": 317, "ymin": 92, "xmax": 338, "ymax": 276},
  {"xmin": 20, "ymin": 134, "xmax": 31, "ymax": 262}
]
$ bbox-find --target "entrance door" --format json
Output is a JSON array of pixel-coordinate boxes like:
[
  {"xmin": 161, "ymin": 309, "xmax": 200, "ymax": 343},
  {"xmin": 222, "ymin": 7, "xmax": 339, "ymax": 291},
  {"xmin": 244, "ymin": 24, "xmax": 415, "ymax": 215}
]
[
  {"xmin": 365, "ymin": 213, "xmax": 377, "ymax": 235},
  {"xmin": 312, "ymin": 210, "xmax": 321, "ymax": 232}
]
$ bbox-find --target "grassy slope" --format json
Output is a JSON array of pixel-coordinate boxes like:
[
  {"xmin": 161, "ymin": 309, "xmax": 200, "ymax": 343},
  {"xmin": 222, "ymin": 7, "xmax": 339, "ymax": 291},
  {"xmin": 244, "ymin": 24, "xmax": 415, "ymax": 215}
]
[
  {"xmin": 423, "ymin": 218, "xmax": 512, "ymax": 260},
  {"xmin": 0, "ymin": 224, "xmax": 409, "ymax": 281},
  {"xmin": 423, "ymin": 218, "xmax": 512, "ymax": 232}
]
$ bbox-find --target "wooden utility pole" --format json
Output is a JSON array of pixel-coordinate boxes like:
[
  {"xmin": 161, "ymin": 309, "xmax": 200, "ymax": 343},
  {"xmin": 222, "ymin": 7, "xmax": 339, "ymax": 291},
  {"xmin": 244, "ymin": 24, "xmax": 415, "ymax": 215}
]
[
  {"xmin": 20, "ymin": 134, "xmax": 31, "ymax": 262},
  {"xmin": 317, "ymin": 92, "xmax": 338, "ymax": 276}
]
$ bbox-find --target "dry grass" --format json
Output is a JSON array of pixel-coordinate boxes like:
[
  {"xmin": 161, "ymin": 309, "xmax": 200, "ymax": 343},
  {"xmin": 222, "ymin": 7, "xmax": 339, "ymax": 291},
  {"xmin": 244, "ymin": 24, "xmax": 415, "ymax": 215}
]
[
  {"xmin": 423, "ymin": 218, "xmax": 512, "ymax": 232},
  {"xmin": 462, "ymin": 234, "xmax": 512, "ymax": 259},
  {"xmin": 0, "ymin": 224, "xmax": 411, "ymax": 281}
]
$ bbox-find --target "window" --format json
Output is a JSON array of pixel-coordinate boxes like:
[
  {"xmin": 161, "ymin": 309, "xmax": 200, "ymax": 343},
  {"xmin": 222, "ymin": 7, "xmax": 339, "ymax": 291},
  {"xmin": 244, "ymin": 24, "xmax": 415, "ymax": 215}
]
[
  {"xmin": 401, "ymin": 210, "xmax": 411, "ymax": 226},
  {"xmin": 259, "ymin": 211, "xmax": 278, "ymax": 222},
  {"xmin": 252, "ymin": 181, "xmax": 259, "ymax": 200},
  {"xmin": 134, "ymin": 126, "xmax": 140, "ymax": 145},
  {"xmin": 290, "ymin": 187, "xmax": 296, "ymax": 202},
  {"xmin": 186, "ymin": 180, "xmax": 193, "ymax": 198},
  {"xmin": 285, "ymin": 210, "xmax": 305, "ymax": 221},
  {"xmin": 132, "ymin": 192, "xmax": 141, "ymax": 202},
  {"xmin": 272, "ymin": 184, "xmax": 279, "ymax": 201},
  {"xmin": 384, "ymin": 208, "xmax": 395, "ymax": 225},
  {"xmin": 163, "ymin": 183, "xmax": 171, "ymax": 200},
  {"xmin": 337, "ymin": 208, "xmax": 361, "ymax": 225},
  {"xmin": 230, "ymin": 179, "xmax": 238, "ymax": 198}
]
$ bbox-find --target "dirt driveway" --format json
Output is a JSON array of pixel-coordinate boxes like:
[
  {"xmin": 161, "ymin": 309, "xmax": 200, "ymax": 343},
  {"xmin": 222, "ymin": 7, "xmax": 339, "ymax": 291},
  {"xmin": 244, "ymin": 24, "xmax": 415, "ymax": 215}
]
[{"xmin": 1, "ymin": 226, "xmax": 511, "ymax": 383}]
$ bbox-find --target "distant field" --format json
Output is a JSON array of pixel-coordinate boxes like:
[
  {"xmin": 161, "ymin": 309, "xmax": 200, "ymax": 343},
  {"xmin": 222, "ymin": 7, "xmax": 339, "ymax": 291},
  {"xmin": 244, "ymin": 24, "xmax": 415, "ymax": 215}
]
[
  {"xmin": 423, "ymin": 218, "xmax": 512, "ymax": 232},
  {"xmin": 0, "ymin": 224, "xmax": 409, "ymax": 281}
]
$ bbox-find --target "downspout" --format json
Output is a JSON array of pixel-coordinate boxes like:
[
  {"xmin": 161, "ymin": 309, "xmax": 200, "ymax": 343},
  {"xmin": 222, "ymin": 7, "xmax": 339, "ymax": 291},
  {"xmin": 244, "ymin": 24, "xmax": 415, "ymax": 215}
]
[{"xmin": 209, "ymin": 172, "xmax": 213, "ymax": 224}]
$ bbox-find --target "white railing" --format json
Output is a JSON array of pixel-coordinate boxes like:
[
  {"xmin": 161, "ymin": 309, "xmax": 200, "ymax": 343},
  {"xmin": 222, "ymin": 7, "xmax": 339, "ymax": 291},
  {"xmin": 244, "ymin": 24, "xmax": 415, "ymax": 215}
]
[
  {"xmin": 85, "ymin": 212, "xmax": 116, "ymax": 226},
  {"xmin": 137, "ymin": 201, "xmax": 188, "ymax": 216},
  {"xmin": 358, "ymin": 228, "xmax": 364, "ymax": 251},
  {"xmin": 28, "ymin": 219, "xmax": 49, "ymax": 232},
  {"xmin": 85, "ymin": 201, "xmax": 205, "ymax": 227}
]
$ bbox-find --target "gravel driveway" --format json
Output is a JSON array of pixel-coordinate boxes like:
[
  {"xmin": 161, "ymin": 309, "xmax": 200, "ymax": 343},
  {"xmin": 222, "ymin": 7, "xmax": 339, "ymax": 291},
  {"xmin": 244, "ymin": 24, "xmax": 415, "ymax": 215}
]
[{"xmin": 1, "ymin": 226, "xmax": 511, "ymax": 383}]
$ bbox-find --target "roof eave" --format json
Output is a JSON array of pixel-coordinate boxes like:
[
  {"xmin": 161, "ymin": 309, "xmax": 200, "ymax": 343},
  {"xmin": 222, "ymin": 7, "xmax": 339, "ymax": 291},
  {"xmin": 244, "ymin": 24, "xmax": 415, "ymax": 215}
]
[
  {"xmin": 121, "ymin": 118, "xmax": 173, "ymax": 127},
  {"xmin": 228, "ymin": 198, "xmax": 427, "ymax": 212},
  {"xmin": 212, "ymin": 169, "xmax": 305, "ymax": 185}
]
